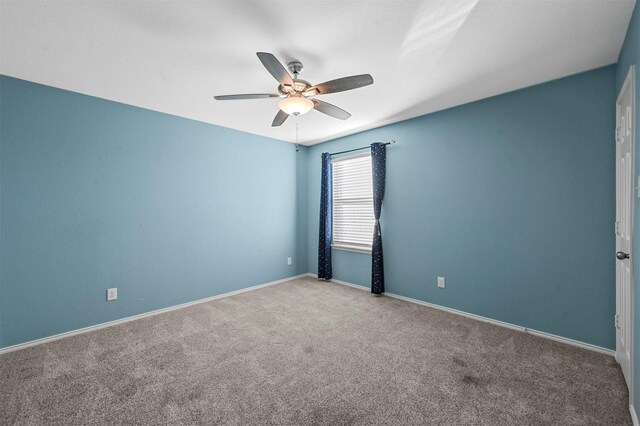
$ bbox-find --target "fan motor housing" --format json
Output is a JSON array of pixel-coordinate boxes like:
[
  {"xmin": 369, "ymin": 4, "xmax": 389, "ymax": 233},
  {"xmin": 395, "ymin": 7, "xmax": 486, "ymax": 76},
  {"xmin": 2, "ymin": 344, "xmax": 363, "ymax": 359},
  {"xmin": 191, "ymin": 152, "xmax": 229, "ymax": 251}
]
[{"xmin": 278, "ymin": 79, "xmax": 311, "ymax": 95}]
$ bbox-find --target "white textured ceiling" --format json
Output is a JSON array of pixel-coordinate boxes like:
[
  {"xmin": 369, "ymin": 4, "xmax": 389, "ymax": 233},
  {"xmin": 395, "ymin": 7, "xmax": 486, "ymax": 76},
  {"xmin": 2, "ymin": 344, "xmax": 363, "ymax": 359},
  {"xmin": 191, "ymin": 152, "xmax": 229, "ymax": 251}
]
[{"xmin": 0, "ymin": 0, "xmax": 636, "ymax": 145}]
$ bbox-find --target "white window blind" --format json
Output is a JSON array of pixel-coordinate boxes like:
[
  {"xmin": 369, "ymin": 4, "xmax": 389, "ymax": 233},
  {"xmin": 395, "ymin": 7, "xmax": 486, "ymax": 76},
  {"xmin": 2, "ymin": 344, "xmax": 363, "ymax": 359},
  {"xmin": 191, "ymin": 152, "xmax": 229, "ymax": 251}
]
[{"xmin": 332, "ymin": 153, "xmax": 375, "ymax": 252}]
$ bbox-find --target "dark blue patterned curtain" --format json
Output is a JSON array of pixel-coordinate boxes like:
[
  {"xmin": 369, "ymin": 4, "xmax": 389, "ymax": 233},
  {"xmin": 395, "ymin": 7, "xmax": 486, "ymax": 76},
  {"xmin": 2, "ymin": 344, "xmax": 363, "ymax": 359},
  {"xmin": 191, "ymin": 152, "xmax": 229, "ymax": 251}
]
[
  {"xmin": 318, "ymin": 153, "xmax": 333, "ymax": 280},
  {"xmin": 371, "ymin": 143, "xmax": 386, "ymax": 294}
]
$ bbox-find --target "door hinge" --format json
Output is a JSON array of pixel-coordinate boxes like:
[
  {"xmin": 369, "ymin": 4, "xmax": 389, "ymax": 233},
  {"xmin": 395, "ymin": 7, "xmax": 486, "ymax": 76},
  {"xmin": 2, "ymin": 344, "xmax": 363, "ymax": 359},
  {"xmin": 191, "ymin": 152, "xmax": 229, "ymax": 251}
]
[
  {"xmin": 616, "ymin": 127, "xmax": 622, "ymax": 143},
  {"xmin": 615, "ymin": 314, "xmax": 620, "ymax": 329},
  {"xmin": 615, "ymin": 220, "xmax": 620, "ymax": 235}
]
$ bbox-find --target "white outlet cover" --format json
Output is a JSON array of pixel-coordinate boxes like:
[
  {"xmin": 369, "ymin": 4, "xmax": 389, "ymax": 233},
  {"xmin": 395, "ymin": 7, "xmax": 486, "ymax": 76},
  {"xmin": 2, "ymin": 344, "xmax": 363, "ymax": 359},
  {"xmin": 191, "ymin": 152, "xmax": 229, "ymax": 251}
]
[
  {"xmin": 437, "ymin": 277, "xmax": 445, "ymax": 288},
  {"xmin": 287, "ymin": 257, "xmax": 292, "ymax": 266},
  {"xmin": 107, "ymin": 288, "xmax": 117, "ymax": 301}
]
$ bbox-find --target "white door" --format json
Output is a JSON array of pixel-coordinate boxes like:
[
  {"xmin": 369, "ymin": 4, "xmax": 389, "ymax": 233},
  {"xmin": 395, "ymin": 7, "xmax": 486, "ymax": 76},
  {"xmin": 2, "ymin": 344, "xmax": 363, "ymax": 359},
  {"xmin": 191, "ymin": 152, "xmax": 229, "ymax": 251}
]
[{"xmin": 616, "ymin": 65, "xmax": 635, "ymax": 394}]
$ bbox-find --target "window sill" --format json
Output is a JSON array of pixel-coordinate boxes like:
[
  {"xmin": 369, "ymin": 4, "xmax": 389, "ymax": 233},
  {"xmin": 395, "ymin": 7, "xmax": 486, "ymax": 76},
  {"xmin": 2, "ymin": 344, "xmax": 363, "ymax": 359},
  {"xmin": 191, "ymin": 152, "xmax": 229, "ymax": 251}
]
[{"xmin": 331, "ymin": 244, "xmax": 372, "ymax": 254}]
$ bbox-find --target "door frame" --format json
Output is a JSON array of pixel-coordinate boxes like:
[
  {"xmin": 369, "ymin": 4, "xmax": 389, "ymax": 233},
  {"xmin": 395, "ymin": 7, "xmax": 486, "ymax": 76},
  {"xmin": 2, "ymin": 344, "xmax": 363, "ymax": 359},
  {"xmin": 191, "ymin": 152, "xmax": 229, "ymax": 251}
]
[{"xmin": 616, "ymin": 64, "xmax": 635, "ymax": 408}]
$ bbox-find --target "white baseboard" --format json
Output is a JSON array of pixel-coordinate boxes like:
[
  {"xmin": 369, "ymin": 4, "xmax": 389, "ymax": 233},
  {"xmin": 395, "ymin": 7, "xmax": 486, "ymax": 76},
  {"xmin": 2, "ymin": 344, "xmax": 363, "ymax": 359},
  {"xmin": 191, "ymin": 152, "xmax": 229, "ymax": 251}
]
[
  {"xmin": 631, "ymin": 405, "xmax": 639, "ymax": 426},
  {"xmin": 0, "ymin": 273, "xmax": 309, "ymax": 356},
  {"xmin": 2, "ymin": 272, "xmax": 616, "ymax": 359},
  {"xmin": 307, "ymin": 273, "xmax": 616, "ymax": 357}
]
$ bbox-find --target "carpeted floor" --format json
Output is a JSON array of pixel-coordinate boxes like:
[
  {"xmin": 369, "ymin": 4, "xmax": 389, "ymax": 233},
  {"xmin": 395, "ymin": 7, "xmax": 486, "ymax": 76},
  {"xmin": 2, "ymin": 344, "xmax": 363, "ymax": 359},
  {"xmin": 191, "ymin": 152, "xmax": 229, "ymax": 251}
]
[{"xmin": 0, "ymin": 277, "xmax": 632, "ymax": 425}]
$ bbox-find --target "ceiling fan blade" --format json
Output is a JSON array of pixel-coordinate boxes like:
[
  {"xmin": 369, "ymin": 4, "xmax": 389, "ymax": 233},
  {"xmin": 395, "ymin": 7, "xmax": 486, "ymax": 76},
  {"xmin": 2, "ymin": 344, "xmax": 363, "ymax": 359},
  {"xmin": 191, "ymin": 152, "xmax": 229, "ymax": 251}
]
[
  {"xmin": 272, "ymin": 109, "xmax": 289, "ymax": 127},
  {"xmin": 306, "ymin": 74, "xmax": 373, "ymax": 96},
  {"xmin": 257, "ymin": 52, "xmax": 294, "ymax": 86},
  {"xmin": 214, "ymin": 93, "xmax": 280, "ymax": 100},
  {"xmin": 312, "ymin": 99, "xmax": 351, "ymax": 120}
]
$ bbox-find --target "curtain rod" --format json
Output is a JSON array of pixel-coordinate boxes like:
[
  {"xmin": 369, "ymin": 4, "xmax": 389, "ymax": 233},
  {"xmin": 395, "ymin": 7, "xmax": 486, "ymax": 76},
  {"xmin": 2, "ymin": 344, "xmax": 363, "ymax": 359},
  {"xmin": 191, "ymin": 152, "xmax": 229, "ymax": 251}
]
[{"xmin": 329, "ymin": 140, "xmax": 395, "ymax": 157}]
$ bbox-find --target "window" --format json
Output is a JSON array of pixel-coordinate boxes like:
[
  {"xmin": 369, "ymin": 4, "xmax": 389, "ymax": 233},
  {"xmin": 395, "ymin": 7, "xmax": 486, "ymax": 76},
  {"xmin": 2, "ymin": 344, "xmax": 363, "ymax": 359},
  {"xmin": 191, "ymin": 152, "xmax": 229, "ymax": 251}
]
[{"xmin": 332, "ymin": 153, "xmax": 375, "ymax": 253}]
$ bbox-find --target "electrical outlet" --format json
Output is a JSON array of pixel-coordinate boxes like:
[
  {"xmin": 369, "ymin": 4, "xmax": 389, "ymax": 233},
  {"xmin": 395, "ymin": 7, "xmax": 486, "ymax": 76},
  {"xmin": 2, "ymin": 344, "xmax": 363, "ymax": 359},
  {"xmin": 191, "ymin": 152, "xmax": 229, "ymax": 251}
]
[
  {"xmin": 437, "ymin": 277, "xmax": 445, "ymax": 288},
  {"xmin": 287, "ymin": 257, "xmax": 292, "ymax": 266},
  {"xmin": 107, "ymin": 288, "xmax": 117, "ymax": 301}
]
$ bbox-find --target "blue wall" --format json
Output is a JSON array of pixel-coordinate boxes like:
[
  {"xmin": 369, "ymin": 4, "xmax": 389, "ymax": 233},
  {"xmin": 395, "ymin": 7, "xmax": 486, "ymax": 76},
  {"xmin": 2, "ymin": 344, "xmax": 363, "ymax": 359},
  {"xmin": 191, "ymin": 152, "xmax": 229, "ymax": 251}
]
[
  {"xmin": 306, "ymin": 65, "xmax": 617, "ymax": 350},
  {"xmin": 0, "ymin": 64, "xmax": 621, "ymax": 354},
  {"xmin": 617, "ymin": 1, "xmax": 640, "ymax": 415},
  {"xmin": 0, "ymin": 76, "xmax": 303, "ymax": 348},
  {"xmin": 296, "ymin": 145, "xmax": 309, "ymax": 274}
]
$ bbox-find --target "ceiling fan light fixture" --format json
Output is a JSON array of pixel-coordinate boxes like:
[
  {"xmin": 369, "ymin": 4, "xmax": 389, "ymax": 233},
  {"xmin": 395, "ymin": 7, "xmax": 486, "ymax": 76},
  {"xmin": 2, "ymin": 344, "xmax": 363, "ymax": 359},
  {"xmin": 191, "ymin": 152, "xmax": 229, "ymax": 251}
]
[
  {"xmin": 278, "ymin": 94, "xmax": 314, "ymax": 116},
  {"xmin": 215, "ymin": 52, "xmax": 374, "ymax": 127}
]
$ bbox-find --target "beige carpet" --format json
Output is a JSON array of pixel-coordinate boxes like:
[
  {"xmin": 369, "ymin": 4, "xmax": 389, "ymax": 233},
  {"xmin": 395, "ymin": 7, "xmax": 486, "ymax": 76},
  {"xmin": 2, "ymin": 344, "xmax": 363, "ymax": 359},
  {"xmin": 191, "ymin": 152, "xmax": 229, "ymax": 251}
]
[{"xmin": 0, "ymin": 277, "xmax": 632, "ymax": 425}]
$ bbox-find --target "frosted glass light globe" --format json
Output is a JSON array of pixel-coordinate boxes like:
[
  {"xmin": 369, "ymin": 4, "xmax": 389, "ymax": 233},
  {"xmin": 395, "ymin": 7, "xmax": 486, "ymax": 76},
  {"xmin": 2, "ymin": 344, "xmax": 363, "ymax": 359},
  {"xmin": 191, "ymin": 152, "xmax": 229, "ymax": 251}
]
[{"xmin": 278, "ymin": 94, "xmax": 314, "ymax": 116}]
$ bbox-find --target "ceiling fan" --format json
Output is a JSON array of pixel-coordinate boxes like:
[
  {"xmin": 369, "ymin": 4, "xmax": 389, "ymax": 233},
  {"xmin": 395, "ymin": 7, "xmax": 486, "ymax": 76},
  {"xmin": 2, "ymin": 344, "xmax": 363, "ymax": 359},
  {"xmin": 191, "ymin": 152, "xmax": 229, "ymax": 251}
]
[{"xmin": 214, "ymin": 52, "xmax": 374, "ymax": 127}]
